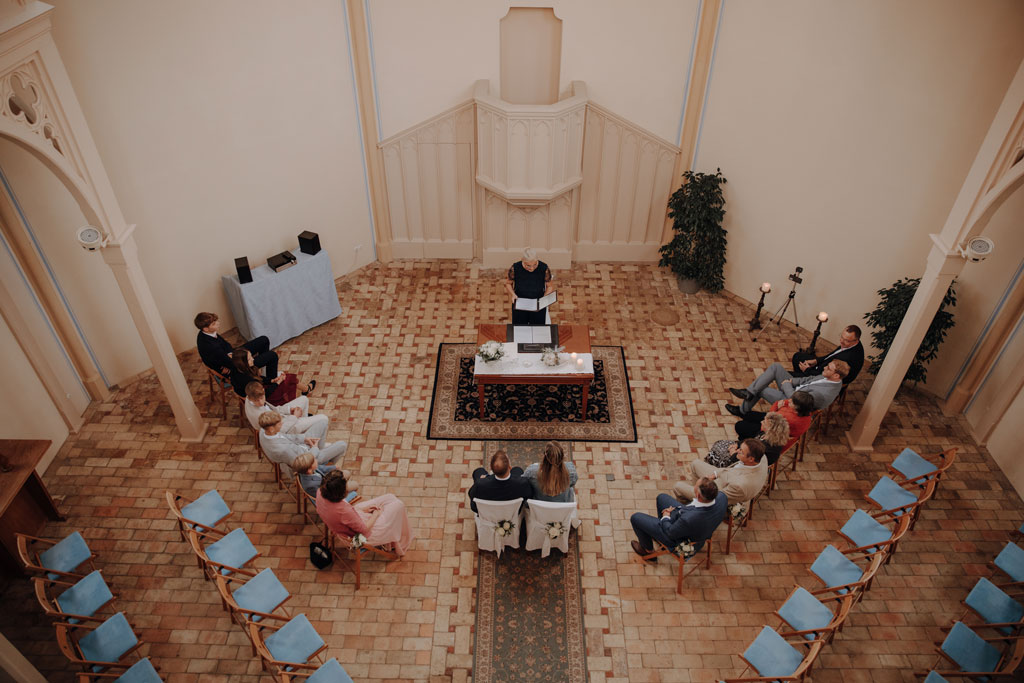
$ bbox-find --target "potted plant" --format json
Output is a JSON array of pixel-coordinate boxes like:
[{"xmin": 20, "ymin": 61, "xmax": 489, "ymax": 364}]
[
  {"xmin": 862, "ymin": 277, "xmax": 957, "ymax": 384},
  {"xmin": 659, "ymin": 168, "xmax": 728, "ymax": 293}
]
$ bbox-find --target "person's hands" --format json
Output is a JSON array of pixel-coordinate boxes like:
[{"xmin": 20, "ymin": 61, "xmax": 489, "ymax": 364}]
[
  {"xmin": 304, "ymin": 437, "xmax": 319, "ymax": 448},
  {"xmin": 291, "ymin": 407, "xmax": 303, "ymax": 417},
  {"xmin": 799, "ymin": 360, "xmax": 814, "ymax": 371},
  {"xmin": 660, "ymin": 507, "xmax": 674, "ymax": 518},
  {"xmin": 271, "ymin": 374, "xmax": 285, "ymax": 384},
  {"xmin": 708, "ymin": 472, "xmax": 718, "ymax": 480}
]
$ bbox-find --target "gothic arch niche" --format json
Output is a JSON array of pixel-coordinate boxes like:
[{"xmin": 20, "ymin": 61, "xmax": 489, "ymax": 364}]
[{"xmin": 500, "ymin": 7, "xmax": 562, "ymax": 105}]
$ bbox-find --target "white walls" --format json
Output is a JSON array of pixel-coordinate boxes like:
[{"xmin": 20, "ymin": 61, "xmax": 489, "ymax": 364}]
[
  {"xmin": 42, "ymin": 0, "xmax": 374, "ymax": 370},
  {"xmin": 694, "ymin": 0, "xmax": 1024, "ymax": 351}
]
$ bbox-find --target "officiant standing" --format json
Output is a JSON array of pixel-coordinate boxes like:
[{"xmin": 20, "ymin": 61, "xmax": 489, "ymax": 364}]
[{"xmin": 505, "ymin": 247, "xmax": 554, "ymax": 324}]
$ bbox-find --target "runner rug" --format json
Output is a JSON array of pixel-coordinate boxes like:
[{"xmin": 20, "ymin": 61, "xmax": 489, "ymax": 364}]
[
  {"xmin": 473, "ymin": 441, "xmax": 588, "ymax": 683},
  {"xmin": 426, "ymin": 343, "xmax": 636, "ymax": 442}
]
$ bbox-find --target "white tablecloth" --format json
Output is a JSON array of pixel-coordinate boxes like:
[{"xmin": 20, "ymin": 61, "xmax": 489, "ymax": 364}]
[
  {"xmin": 474, "ymin": 345, "xmax": 594, "ymax": 376},
  {"xmin": 221, "ymin": 247, "xmax": 342, "ymax": 349}
]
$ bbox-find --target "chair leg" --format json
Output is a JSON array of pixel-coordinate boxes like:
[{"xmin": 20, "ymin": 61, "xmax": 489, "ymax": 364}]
[
  {"xmin": 724, "ymin": 515, "xmax": 733, "ymax": 555},
  {"xmin": 676, "ymin": 557, "xmax": 684, "ymax": 595}
]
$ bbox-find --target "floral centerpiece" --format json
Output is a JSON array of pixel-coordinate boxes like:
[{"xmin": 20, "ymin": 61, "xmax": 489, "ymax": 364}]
[
  {"xmin": 546, "ymin": 521, "xmax": 565, "ymax": 539},
  {"xmin": 351, "ymin": 533, "xmax": 366, "ymax": 549},
  {"xmin": 495, "ymin": 520, "xmax": 515, "ymax": 537},
  {"xmin": 478, "ymin": 340, "xmax": 504, "ymax": 362},
  {"xmin": 540, "ymin": 345, "xmax": 564, "ymax": 367},
  {"xmin": 729, "ymin": 503, "xmax": 747, "ymax": 521},
  {"xmin": 673, "ymin": 541, "xmax": 696, "ymax": 558}
]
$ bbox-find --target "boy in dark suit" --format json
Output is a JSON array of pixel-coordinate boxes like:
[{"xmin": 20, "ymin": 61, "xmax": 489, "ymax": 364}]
[{"xmin": 194, "ymin": 311, "xmax": 278, "ymax": 379}]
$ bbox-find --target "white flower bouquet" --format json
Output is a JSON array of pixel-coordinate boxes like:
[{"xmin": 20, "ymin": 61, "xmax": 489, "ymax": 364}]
[
  {"xmin": 540, "ymin": 345, "xmax": 564, "ymax": 367},
  {"xmin": 546, "ymin": 521, "xmax": 565, "ymax": 539},
  {"xmin": 730, "ymin": 503, "xmax": 747, "ymax": 521},
  {"xmin": 351, "ymin": 533, "xmax": 366, "ymax": 549},
  {"xmin": 478, "ymin": 340, "xmax": 504, "ymax": 362},
  {"xmin": 674, "ymin": 541, "xmax": 696, "ymax": 558},
  {"xmin": 495, "ymin": 520, "xmax": 515, "ymax": 537}
]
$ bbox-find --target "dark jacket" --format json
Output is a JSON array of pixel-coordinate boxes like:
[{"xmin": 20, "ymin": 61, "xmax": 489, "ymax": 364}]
[{"xmin": 468, "ymin": 467, "xmax": 532, "ymax": 513}]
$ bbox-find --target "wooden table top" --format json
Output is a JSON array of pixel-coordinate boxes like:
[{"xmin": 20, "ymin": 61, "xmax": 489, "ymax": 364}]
[
  {"xmin": 0, "ymin": 440, "xmax": 50, "ymax": 515},
  {"xmin": 476, "ymin": 324, "xmax": 591, "ymax": 354}
]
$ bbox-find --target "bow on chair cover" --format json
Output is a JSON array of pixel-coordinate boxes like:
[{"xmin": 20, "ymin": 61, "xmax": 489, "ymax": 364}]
[
  {"xmin": 530, "ymin": 517, "xmax": 564, "ymax": 558},
  {"xmin": 478, "ymin": 518, "xmax": 514, "ymax": 558}
]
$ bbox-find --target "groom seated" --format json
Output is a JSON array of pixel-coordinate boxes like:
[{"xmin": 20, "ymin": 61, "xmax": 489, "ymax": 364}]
[
  {"xmin": 467, "ymin": 450, "xmax": 532, "ymax": 514},
  {"xmin": 630, "ymin": 477, "xmax": 727, "ymax": 560},
  {"xmin": 726, "ymin": 359, "xmax": 849, "ymax": 418}
]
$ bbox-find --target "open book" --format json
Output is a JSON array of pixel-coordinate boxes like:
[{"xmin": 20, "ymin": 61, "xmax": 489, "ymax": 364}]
[{"xmin": 514, "ymin": 291, "xmax": 557, "ymax": 312}]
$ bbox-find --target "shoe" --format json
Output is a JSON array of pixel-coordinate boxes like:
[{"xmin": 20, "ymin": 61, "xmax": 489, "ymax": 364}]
[
  {"xmin": 729, "ymin": 387, "xmax": 752, "ymax": 400},
  {"xmin": 302, "ymin": 378, "xmax": 317, "ymax": 396},
  {"xmin": 631, "ymin": 540, "xmax": 656, "ymax": 562},
  {"xmin": 725, "ymin": 404, "xmax": 746, "ymax": 418}
]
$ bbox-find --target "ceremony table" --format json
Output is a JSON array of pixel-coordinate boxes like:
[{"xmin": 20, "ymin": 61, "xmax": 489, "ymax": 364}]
[
  {"xmin": 474, "ymin": 324, "xmax": 594, "ymax": 420},
  {"xmin": 0, "ymin": 439, "xmax": 64, "ymax": 574},
  {"xmin": 221, "ymin": 247, "xmax": 342, "ymax": 348}
]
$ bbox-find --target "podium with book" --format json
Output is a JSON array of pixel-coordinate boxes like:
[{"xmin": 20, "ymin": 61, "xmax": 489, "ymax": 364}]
[{"xmin": 474, "ymin": 324, "xmax": 594, "ymax": 420}]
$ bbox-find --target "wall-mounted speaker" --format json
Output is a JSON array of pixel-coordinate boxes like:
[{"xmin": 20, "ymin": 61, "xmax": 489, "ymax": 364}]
[{"xmin": 235, "ymin": 256, "xmax": 253, "ymax": 284}]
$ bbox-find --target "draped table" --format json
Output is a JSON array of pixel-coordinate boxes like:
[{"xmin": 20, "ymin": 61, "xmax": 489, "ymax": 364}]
[{"xmin": 474, "ymin": 324, "xmax": 594, "ymax": 420}]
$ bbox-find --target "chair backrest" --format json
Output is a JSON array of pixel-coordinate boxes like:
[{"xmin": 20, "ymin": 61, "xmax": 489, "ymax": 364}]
[
  {"xmin": 35, "ymin": 570, "xmax": 114, "ymax": 622},
  {"xmin": 305, "ymin": 658, "xmax": 355, "ymax": 683},
  {"xmin": 524, "ymin": 500, "xmax": 577, "ymax": 556},
  {"xmin": 775, "ymin": 586, "xmax": 854, "ymax": 641},
  {"xmin": 166, "ymin": 489, "xmax": 230, "ymax": 537},
  {"xmin": 55, "ymin": 612, "xmax": 139, "ymax": 667},
  {"xmin": 186, "ymin": 528, "xmax": 259, "ymax": 577},
  {"xmin": 474, "ymin": 498, "xmax": 524, "ymax": 554},
  {"xmin": 18, "ymin": 531, "xmax": 94, "ymax": 579},
  {"xmin": 739, "ymin": 625, "xmax": 824, "ymax": 679},
  {"xmin": 939, "ymin": 621, "xmax": 1002, "ymax": 674},
  {"xmin": 219, "ymin": 568, "xmax": 291, "ymax": 623},
  {"xmin": 964, "ymin": 577, "xmax": 1024, "ymax": 634},
  {"xmin": 890, "ymin": 446, "xmax": 957, "ymax": 484},
  {"xmin": 809, "ymin": 544, "xmax": 885, "ymax": 596},
  {"xmin": 993, "ymin": 541, "xmax": 1024, "ymax": 583},
  {"xmin": 250, "ymin": 614, "xmax": 326, "ymax": 668}
]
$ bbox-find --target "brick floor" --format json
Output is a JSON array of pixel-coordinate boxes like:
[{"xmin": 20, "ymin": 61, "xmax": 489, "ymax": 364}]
[{"xmin": 1, "ymin": 260, "xmax": 1020, "ymax": 682}]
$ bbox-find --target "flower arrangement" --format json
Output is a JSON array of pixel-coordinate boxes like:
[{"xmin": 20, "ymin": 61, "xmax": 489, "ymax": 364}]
[
  {"xmin": 478, "ymin": 340, "xmax": 504, "ymax": 362},
  {"xmin": 674, "ymin": 541, "xmax": 696, "ymax": 558},
  {"xmin": 495, "ymin": 520, "xmax": 515, "ymax": 537},
  {"xmin": 540, "ymin": 345, "xmax": 564, "ymax": 367},
  {"xmin": 351, "ymin": 533, "xmax": 366, "ymax": 549},
  {"xmin": 546, "ymin": 521, "xmax": 565, "ymax": 539},
  {"xmin": 730, "ymin": 503, "xmax": 747, "ymax": 521}
]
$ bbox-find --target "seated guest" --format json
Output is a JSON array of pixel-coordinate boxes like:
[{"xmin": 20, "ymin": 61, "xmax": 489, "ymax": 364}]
[
  {"xmin": 523, "ymin": 442, "xmax": 578, "ymax": 503},
  {"xmin": 727, "ymin": 360, "xmax": 849, "ymax": 417},
  {"xmin": 678, "ymin": 439, "xmax": 768, "ymax": 505},
  {"xmin": 468, "ymin": 450, "xmax": 532, "ymax": 514},
  {"xmin": 231, "ymin": 349, "xmax": 314, "ymax": 406},
  {"xmin": 735, "ymin": 391, "xmax": 815, "ymax": 449},
  {"xmin": 629, "ymin": 477, "xmax": 727, "ymax": 559},
  {"xmin": 706, "ymin": 412, "xmax": 789, "ymax": 468},
  {"xmin": 316, "ymin": 470, "xmax": 414, "ymax": 556},
  {"xmin": 505, "ymin": 247, "xmax": 555, "ymax": 325},
  {"xmin": 290, "ymin": 451, "xmax": 356, "ymax": 498},
  {"xmin": 791, "ymin": 324, "xmax": 864, "ymax": 384},
  {"xmin": 194, "ymin": 311, "xmax": 278, "ymax": 379},
  {"xmin": 258, "ymin": 412, "xmax": 346, "ymax": 470},
  {"xmin": 244, "ymin": 382, "xmax": 328, "ymax": 439}
]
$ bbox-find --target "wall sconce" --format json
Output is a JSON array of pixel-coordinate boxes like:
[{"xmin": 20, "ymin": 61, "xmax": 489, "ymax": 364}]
[{"xmin": 748, "ymin": 283, "xmax": 771, "ymax": 331}]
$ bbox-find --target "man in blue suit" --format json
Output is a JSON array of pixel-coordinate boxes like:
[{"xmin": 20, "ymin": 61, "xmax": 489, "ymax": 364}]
[{"xmin": 630, "ymin": 478, "xmax": 727, "ymax": 559}]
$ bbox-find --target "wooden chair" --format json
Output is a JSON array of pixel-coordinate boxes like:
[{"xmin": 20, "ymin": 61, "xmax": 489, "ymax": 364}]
[
  {"xmin": 956, "ymin": 577, "xmax": 1024, "ymax": 636},
  {"xmin": 33, "ymin": 570, "xmax": 116, "ymax": 623},
  {"xmin": 54, "ymin": 612, "xmax": 144, "ymax": 673},
  {"xmin": 328, "ymin": 531, "xmax": 399, "ymax": 591},
  {"xmin": 214, "ymin": 569, "xmax": 292, "ymax": 655},
  {"xmin": 75, "ymin": 658, "xmax": 162, "ymax": 682},
  {"xmin": 637, "ymin": 537, "xmax": 714, "ymax": 595},
  {"xmin": 204, "ymin": 367, "xmax": 235, "ymax": 420},
  {"xmin": 815, "ymin": 384, "xmax": 849, "ymax": 441},
  {"xmin": 248, "ymin": 613, "xmax": 328, "ymax": 676},
  {"xmin": 775, "ymin": 586, "xmax": 857, "ymax": 646},
  {"xmin": 836, "ymin": 509, "xmax": 913, "ymax": 565},
  {"xmin": 771, "ymin": 417, "xmax": 816, "ymax": 491},
  {"xmin": 166, "ymin": 489, "xmax": 232, "ymax": 542},
  {"xmin": 808, "ymin": 544, "xmax": 888, "ymax": 604},
  {"xmin": 915, "ymin": 621, "xmax": 1024, "ymax": 679},
  {"xmin": 866, "ymin": 476, "xmax": 938, "ymax": 531},
  {"xmin": 721, "ymin": 626, "xmax": 825, "ymax": 682},
  {"xmin": 185, "ymin": 527, "xmax": 260, "ymax": 581},
  {"xmin": 16, "ymin": 531, "xmax": 97, "ymax": 580},
  {"xmin": 277, "ymin": 658, "xmax": 354, "ymax": 682},
  {"xmin": 888, "ymin": 447, "xmax": 958, "ymax": 495},
  {"xmin": 724, "ymin": 487, "xmax": 766, "ymax": 555}
]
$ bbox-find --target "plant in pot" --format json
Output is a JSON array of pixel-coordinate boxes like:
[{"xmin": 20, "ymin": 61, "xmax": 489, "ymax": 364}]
[
  {"xmin": 863, "ymin": 277, "xmax": 957, "ymax": 384},
  {"xmin": 659, "ymin": 168, "xmax": 728, "ymax": 293}
]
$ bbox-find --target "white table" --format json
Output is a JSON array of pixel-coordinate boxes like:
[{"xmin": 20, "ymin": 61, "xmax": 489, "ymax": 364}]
[{"xmin": 221, "ymin": 248, "xmax": 342, "ymax": 348}]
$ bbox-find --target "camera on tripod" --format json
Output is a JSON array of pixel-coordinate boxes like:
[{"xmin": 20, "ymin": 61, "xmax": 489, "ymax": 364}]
[{"xmin": 789, "ymin": 266, "xmax": 803, "ymax": 285}]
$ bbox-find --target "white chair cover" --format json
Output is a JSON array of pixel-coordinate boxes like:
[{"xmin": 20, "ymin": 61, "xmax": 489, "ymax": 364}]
[
  {"xmin": 474, "ymin": 498, "xmax": 524, "ymax": 557},
  {"xmin": 524, "ymin": 500, "xmax": 579, "ymax": 557}
]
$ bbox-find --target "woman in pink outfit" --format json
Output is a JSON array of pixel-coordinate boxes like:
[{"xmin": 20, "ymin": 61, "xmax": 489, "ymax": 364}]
[{"xmin": 315, "ymin": 470, "xmax": 414, "ymax": 556}]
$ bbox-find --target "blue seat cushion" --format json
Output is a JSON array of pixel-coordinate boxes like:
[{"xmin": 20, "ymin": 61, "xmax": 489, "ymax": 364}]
[
  {"xmin": 840, "ymin": 509, "xmax": 892, "ymax": 553},
  {"xmin": 743, "ymin": 626, "xmax": 804, "ymax": 676},
  {"xmin": 265, "ymin": 614, "xmax": 325, "ymax": 665},
  {"xmin": 867, "ymin": 476, "xmax": 917, "ymax": 516},
  {"xmin": 810, "ymin": 545, "xmax": 862, "ymax": 593},
  {"xmin": 940, "ymin": 622, "xmax": 1001, "ymax": 674},
  {"xmin": 181, "ymin": 490, "xmax": 230, "ymax": 532},
  {"xmin": 777, "ymin": 587, "xmax": 834, "ymax": 640},
  {"xmin": 115, "ymin": 658, "xmax": 162, "ymax": 683},
  {"xmin": 232, "ymin": 569, "xmax": 289, "ymax": 621},
  {"xmin": 923, "ymin": 671, "xmax": 948, "ymax": 683},
  {"xmin": 966, "ymin": 577, "xmax": 1024, "ymax": 634},
  {"xmin": 308, "ymin": 658, "xmax": 354, "ymax": 683},
  {"xmin": 39, "ymin": 531, "xmax": 91, "ymax": 579},
  {"xmin": 891, "ymin": 447, "xmax": 936, "ymax": 481},
  {"xmin": 206, "ymin": 529, "xmax": 258, "ymax": 574},
  {"xmin": 994, "ymin": 542, "xmax": 1024, "ymax": 583},
  {"xmin": 78, "ymin": 613, "xmax": 137, "ymax": 667},
  {"xmin": 56, "ymin": 570, "xmax": 113, "ymax": 622}
]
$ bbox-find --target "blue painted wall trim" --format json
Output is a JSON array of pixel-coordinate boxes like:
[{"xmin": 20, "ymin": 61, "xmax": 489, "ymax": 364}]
[
  {"xmin": 676, "ymin": 0, "xmax": 703, "ymax": 147},
  {"xmin": 692, "ymin": 0, "xmax": 725, "ymax": 168}
]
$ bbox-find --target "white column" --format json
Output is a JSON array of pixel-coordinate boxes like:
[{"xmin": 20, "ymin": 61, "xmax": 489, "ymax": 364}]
[{"xmin": 102, "ymin": 231, "xmax": 206, "ymax": 442}]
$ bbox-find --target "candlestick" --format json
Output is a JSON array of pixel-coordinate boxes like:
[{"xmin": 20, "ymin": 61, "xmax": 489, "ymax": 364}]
[
  {"xmin": 749, "ymin": 284, "xmax": 771, "ymax": 331},
  {"xmin": 816, "ymin": 311, "xmax": 829, "ymax": 323},
  {"xmin": 805, "ymin": 312, "xmax": 829, "ymax": 354}
]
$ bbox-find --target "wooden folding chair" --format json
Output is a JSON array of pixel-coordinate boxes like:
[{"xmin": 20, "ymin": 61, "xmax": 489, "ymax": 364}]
[
  {"xmin": 165, "ymin": 490, "xmax": 232, "ymax": 542},
  {"xmin": 248, "ymin": 613, "xmax": 328, "ymax": 676},
  {"xmin": 815, "ymin": 384, "xmax": 849, "ymax": 441},
  {"xmin": 888, "ymin": 447, "xmax": 958, "ymax": 495},
  {"xmin": 205, "ymin": 367, "xmax": 235, "ymax": 419},
  {"xmin": 775, "ymin": 586, "xmax": 857, "ymax": 645},
  {"xmin": 33, "ymin": 571, "xmax": 116, "ymax": 623},
  {"xmin": 16, "ymin": 531, "xmax": 97, "ymax": 581},
  {"xmin": 328, "ymin": 531, "xmax": 399, "ymax": 591},
  {"xmin": 54, "ymin": 612, "xmax": 144, "ymax": 673},
  {"xmin": 638, "ymin": 538, "xmax": 714, "ymax": 595},
  {"xmin": 724, "ymin": 489, "xmax": 765, "ymax": 555},
  {"xmin": 915, "ymin": 621, "xmax": 1024, "ymax": 679},
  {"xmin": 721, "ymin": 626, "xmax": 825, "ymax": 682}
]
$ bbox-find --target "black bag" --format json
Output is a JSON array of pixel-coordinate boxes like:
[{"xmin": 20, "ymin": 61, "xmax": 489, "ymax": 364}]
[{"xmin": 309, "ymin": 541, "xmax": 332, "ymax": 569}]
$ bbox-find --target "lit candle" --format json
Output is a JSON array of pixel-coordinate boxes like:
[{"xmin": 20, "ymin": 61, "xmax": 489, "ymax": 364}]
[
  {"xmin": 576, "ymin": 358, "xmax": 584, "ymax": 368},
  {"xmin": 570, "ymin": 352, "xmax": 577, "ymax": 360},
  {"xmin": 760, "ymin": 282, "xmax": 771, "ymax": 293},
  {"xmin": 817, "ymin": 311, "xmax": 829, "ymax": 322}
]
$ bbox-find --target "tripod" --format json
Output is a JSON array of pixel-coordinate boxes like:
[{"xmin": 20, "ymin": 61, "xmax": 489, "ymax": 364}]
[{"xmin": 753, "ymin": 281, "xmax": 799, "ymax": 341}]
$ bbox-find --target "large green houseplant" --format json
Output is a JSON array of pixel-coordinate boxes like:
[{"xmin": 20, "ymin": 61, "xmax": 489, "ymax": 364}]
[
  {"xmin": 659, "ymin": 168, "xmax": 728, "ymax": 293},
  {"xmin": 863, "ymin": 277, "xmax": 957, "ymax": 384}
]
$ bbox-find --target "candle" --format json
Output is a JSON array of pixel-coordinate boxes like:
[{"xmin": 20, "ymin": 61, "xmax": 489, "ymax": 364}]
[
  {"xmin": 817, "ymin": 311, "xmax": 829, "ymax": 322},
  {"xmin": 570, "ymin": 352, "xmax": 577, "ymax": 360},
  {"xmin": 576, "ymin": 358, "xmax": 584, "ymax": 368},
  {"xmin": 760, "ymin": 282, "xmax": 771, "ymax": 293}
]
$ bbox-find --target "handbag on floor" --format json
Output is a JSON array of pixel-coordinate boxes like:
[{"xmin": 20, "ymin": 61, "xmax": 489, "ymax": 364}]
[{"xmin": 309, "ymin": 540, "xmax": 332, "ymax": 569}]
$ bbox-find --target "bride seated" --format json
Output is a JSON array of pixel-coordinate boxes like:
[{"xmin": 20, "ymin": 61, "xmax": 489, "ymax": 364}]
[{"xmin": 315, "ymin": 470, "xmax": 414, "ymax": 557}]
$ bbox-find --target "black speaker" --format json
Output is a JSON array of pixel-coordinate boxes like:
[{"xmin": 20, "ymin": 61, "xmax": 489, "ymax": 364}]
[
  {"xmin": 298, "ymin": 230, "xmax": 321, "ymax": 255},
  {"xmin": 234, "ymin": 256, "xmax": 252, "ymax": 284}
]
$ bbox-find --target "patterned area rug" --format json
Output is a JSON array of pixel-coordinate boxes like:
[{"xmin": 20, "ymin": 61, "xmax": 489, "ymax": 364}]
[
  {"xmin": 426, "ymin": 343, "xmax": 636, "ymax": 442},
  {"xmin": 473, "ymin": 442, "xmax": 588, "ymax": 683}
]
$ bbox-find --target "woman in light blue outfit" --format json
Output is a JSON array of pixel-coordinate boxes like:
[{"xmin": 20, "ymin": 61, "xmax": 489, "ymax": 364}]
[{"xmin": 523, "ymin": 442, "xmax": 578, "ymax": 503}]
